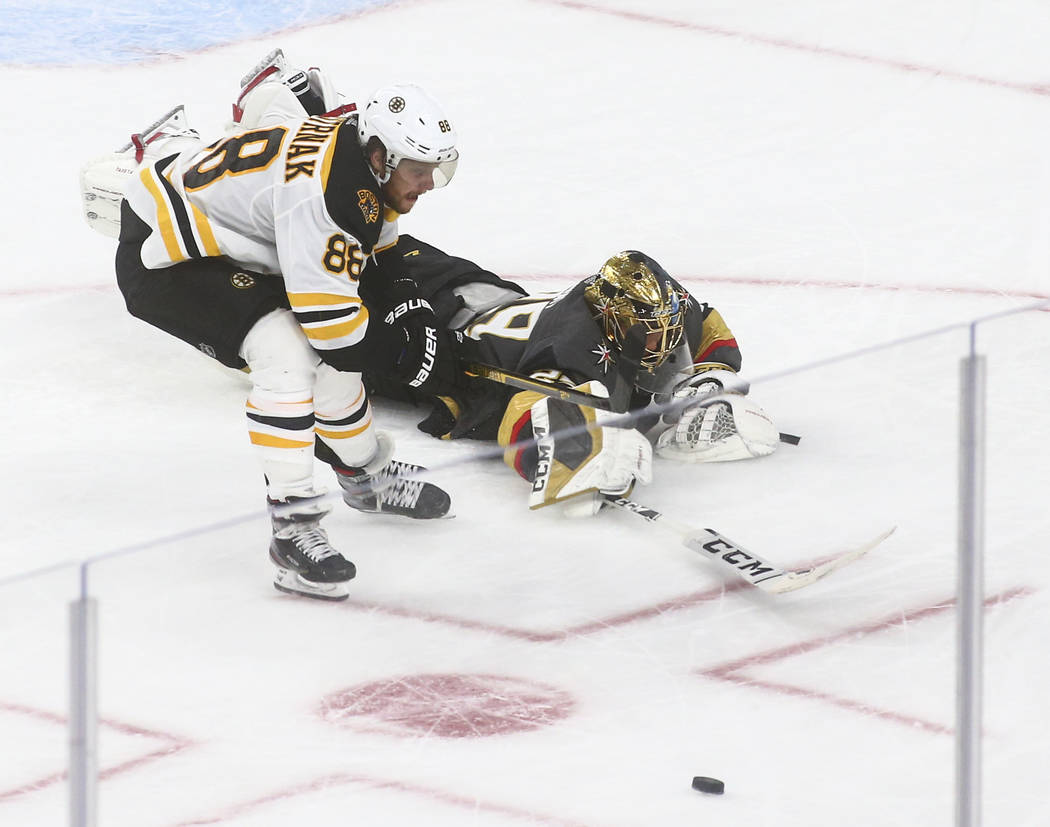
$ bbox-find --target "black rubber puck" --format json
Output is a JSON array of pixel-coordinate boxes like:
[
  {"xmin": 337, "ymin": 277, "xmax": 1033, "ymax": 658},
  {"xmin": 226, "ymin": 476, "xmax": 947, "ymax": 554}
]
[{"xmin": 692, "ymin": 776, "xmax": 725, "ymax": 795}]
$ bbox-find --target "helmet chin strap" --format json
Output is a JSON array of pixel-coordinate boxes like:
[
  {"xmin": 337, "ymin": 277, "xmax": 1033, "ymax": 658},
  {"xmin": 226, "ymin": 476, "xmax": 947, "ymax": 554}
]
[{"xmin": 364, "ymin": 140, "xmax": 393, "ymax": 185}]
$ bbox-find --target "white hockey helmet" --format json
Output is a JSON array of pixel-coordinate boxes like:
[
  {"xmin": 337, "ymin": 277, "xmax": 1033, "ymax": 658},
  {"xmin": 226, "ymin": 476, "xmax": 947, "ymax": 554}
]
[{"xmin": 358, "ymin": 83, "xmax": 459, "ymax": 187}]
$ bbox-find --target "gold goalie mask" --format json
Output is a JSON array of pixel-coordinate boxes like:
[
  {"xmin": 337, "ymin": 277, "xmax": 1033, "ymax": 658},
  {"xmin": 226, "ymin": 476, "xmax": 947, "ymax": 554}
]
[{"xmin": 583, "ymin": 251, "xmax": 686, "ymax": 373}]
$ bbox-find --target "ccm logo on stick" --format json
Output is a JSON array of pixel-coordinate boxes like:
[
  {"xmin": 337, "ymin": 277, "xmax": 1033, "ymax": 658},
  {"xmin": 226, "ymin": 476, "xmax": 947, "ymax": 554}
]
[{"xmin": 700, "ymin": 537, "xmax": 775, "ymax": 579}]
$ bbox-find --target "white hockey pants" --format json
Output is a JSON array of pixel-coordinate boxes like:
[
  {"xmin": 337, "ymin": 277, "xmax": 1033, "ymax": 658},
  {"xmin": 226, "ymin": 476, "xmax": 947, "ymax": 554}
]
[{"xmin": 239, "ymin": 309, "xmax": 377, "ymax": 500}]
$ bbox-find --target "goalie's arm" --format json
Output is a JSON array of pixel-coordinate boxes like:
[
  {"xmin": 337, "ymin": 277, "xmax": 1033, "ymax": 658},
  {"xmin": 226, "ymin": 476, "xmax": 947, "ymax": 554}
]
[{"xmin": 688, "ymin": 305, "xmax": 741, "ymax": 374}]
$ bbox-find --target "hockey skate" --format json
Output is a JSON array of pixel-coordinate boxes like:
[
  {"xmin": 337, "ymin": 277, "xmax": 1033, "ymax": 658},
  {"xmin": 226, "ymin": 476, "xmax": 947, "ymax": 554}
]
[
  {"xmin": 269, "ymin": 496, "xmax": 355, "ymax": 601},
  {"xmin": 334, "ymin": 433, "xmax": 451, "ymax": 519},
  {"xmin": 231, "ymin": 47, "xmax": 352, "ymax": 127}
]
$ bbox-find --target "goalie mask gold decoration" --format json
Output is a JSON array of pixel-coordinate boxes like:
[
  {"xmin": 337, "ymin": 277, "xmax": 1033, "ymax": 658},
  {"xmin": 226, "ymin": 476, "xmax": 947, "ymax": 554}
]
[{"xmin": 583, "ymin": 251, "xmax": 686, "ymax": 371}]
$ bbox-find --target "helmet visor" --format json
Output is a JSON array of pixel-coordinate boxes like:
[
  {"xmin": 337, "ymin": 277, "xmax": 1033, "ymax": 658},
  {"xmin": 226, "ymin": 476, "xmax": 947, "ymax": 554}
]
[
  {"xmin": 633, "ymin": 290, "xmax": 685, "ymax": 371},
  {"xmin": 394, "ymin": 151, "xmax": 459, "ymax": 189}
]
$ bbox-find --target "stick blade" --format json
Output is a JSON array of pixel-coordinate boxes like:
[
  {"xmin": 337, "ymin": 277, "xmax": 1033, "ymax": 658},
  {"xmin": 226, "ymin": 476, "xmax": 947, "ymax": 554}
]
[
  {"xmin": 762, "ymin": 526, "xmax": 897, "ymax": 594},
  {"xmin": 683, "ymin": 526, "xmax": 895, "ymax": 594}
]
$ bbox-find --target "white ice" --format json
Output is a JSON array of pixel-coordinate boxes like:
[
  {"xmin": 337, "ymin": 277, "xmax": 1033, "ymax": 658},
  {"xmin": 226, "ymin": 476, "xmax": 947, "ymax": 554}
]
[{"xmin": 2, "ymin": 1, "xmax": 1050, "ymax": 825}]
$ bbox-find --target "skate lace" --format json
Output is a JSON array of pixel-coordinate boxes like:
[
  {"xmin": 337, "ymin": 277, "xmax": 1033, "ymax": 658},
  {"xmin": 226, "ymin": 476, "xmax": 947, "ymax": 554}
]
[
  {"xmin": 379, "ymin": 461, "xmax": 425, "ymax": 509},
  {"xmin": 292, "ymin": 526, "xmax": 340, "ymax": 563}
]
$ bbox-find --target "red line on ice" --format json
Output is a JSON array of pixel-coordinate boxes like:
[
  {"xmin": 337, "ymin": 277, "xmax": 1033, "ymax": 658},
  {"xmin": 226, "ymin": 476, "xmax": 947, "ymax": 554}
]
[
  {"xmin": 342, "ymin": 579, "xmax": 747, "ymax": 641},
  {"xmin": 698, "ymin": 586, "xmax": 1033, "ymax": 733},
  {"xmin": 539, "ymin": 0, "xmax": 1050, "ymax": 99},
  {"xmin": 5, "ymin": 275, "xmax": 1045, "ymax": 302},
  {"xmin": 0, "ymin": 701, "xmax": 192, "ymax": 803},
  {"xmin": 170, "ymin": 771, "xmax": 591, "ymax": 827}
]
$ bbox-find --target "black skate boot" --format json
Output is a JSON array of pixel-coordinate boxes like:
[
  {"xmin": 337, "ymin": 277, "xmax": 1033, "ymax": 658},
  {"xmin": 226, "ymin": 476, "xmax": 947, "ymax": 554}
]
[
  {"xmin": 333, "ymin": 433, "xmax": 451, "ymax": 519},
  {"xmin": 268, "ymin": 496, "xmax": 355, "ymax": 601}
]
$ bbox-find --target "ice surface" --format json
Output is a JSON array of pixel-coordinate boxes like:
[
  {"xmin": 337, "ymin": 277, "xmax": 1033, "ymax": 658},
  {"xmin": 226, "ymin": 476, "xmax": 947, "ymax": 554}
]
[{"xmin": 2, "ymin": 1, "xmax": 1049, "ymax": 825}]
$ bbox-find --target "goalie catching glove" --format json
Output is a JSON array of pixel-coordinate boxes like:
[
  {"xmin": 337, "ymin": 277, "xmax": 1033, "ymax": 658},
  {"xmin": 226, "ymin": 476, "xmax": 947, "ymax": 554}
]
[
  {"xmin": 529, "ymin": 383, "xmax": 652, "ymax": 517},
  {"xmin": 655, "ymin": 368, "xmax": 779, "ymax": 462}
]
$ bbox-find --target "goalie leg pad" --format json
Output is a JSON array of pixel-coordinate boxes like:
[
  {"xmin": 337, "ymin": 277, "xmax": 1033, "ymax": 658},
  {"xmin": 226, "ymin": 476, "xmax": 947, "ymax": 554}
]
[
  {"xmin": 81, "ymin": 105, "xmax": 201, "ymax": 238},
  {"xmin": 231, "ymin": 49, "xmax": 352, "ymax": 130},
  {"xmin": 80, "ymin": 153, "xmax": 140, "ymax": 238},
  {"xmin": 529, "ymin": 391, "xmax": 652, "ymax": 516},
  {"xmin": 656, "ymin": 395, "xmax": 778, "ymax": 463}
]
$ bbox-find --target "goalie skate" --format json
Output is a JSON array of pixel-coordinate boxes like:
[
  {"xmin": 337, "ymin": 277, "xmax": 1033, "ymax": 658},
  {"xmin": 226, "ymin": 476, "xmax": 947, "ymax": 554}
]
[
  {"xmin": 81, "ymin": 105, "xmax": 201, "ymax": 238},
  {"xmin": 120, "ymin": 104, "xmax": 201, "ymax": 163},
  {"xmin": 269, "ymin": 497, "xmax": 355, "ymax": 601},
  {"xmin": 231, "ymin": 48, "xmax": 351, "ymax": 127}
]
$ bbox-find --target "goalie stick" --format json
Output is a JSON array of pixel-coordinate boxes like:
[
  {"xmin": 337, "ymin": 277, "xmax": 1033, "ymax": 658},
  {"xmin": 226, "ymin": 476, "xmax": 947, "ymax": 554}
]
[
  {"xmin": 462, "ymin": 323, "xmax": 645, "ymax": 416},
  {"xmin": 464, "ymin": 361, "xmax": 801, "ymax": 445},
  {"xmin": 603, "ymin": 496, "xmax": 894, "ymax": 593},
  {"xmin": 464, "ymin": 361, "xmax": 635, "ymax": 413}
]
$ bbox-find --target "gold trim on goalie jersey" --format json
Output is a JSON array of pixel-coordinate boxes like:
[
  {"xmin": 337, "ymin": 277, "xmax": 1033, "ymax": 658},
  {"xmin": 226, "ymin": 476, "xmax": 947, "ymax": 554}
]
[
  {"xmin": 138, "ymin": 161, "xmax": 220, "ymax": 263},
  {"xmin": 287, "ymin": 292, "xmax": 369, "ymax": 350}
]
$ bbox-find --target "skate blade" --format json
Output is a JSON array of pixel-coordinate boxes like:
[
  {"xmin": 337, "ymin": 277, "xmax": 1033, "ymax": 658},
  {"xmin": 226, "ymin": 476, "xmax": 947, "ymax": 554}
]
[
  {"xmin": 344, "ymin": 499, "xmax": 456, "ymax": 520},
  {"xmin": 272, "ymin": 567, "xmax": 350, "ymax": 602},
  {"xmin": 375, "ymin": 507, "xmax": 456, "ymax": 520}
]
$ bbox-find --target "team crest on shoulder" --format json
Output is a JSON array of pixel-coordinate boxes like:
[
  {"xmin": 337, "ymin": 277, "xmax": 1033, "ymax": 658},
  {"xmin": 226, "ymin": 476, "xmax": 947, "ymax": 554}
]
[
  {"xmin": 230, "ymin": 272, "xmax": 255, "ymax": 289},
  {"xmin": 357, "ymin": 188, "xmax": 380, "ymax": 224},
  {"xmin": 591, "ymin": 342, "xmax": 614, "ymax": 373}
]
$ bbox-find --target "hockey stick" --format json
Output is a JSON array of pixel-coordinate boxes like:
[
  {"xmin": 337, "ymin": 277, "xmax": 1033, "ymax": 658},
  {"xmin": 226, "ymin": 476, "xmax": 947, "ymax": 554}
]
[
  {"xmin": 464, "ymin": 362, "xmax": 631, "ymax": 412},
  {"xmin": 604, "ymin": 496, "xmax": 894, "ymax": 593},
  {"xmin": 463, "ymin": 324, "xmax": 644, "ymax": 415},
  {"xmin": 464, "ymin": 361, "xmax": 801, "ymax": 446}
]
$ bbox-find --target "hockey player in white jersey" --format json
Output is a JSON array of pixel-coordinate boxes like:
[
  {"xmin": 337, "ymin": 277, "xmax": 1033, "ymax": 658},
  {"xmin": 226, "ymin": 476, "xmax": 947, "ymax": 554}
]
[{"xmin": 107, "ymin": 51, "xmax": 462, "ymax": 601}]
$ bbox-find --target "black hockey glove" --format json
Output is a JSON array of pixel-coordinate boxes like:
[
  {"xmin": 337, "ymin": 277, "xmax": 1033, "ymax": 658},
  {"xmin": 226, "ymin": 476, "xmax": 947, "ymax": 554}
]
[{"xmin": 381, "ymin": 282, "xmax": 459, "ymax": 396}]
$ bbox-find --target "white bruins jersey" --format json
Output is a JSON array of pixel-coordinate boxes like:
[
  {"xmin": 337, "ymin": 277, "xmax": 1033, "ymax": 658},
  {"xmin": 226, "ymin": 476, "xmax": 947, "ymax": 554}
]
[{"xmin": 124, "ymin": 114, "xmax": 398, "ymax": 358}]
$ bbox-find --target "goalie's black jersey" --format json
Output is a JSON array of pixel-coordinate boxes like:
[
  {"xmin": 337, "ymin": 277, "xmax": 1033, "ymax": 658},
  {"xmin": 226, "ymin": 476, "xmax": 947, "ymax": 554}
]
[{"xmin": 365, "ymin": 236, "xmax": 742, "ymax": 445}]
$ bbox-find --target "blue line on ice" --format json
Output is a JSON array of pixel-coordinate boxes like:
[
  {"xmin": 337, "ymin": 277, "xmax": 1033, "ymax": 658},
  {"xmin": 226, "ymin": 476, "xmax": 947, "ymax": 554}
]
[{"xmin": 1, "ymin": 0, "xmax": 394, "ymax": 65}]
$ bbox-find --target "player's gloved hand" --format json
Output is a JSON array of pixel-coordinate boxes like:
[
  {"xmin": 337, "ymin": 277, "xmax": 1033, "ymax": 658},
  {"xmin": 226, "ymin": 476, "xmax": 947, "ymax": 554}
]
[
  {"xmin": 553, "ymin": 426, "xmax": 654, "ymax": 518},
  {"xmin": 379, "ymin": 292, "xmax": 456, "ymax": 397},
  {"xmin": 661, "ymin": 368, "xmax": 748, "ymax": 425},
  {"xmin": 394, "ymin": 313, "xmax": 459, "ymax": 396},
  {"xmin": 589, "ymin": 426, "xmax": 654, "ymax": 494}
]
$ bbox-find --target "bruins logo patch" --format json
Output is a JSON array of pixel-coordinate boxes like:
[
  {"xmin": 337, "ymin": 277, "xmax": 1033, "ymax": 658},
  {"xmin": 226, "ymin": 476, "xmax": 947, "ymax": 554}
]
[
  {"xmin": 388, "ymin": 96, "xmax": 406, "ymax": 113},
  {"xmin": 357, "ymin": 188, "xmax": 380, "ymax": 224},
  {"xmin": 230, "ymin": 272, "xmax": 255, "ymax": 289}
]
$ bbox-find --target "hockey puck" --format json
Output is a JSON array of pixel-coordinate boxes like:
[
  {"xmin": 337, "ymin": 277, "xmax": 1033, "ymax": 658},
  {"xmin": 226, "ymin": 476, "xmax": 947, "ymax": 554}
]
[{"xmin": 692, "ymin": 776, "xmax": 725, "ymax": 795}]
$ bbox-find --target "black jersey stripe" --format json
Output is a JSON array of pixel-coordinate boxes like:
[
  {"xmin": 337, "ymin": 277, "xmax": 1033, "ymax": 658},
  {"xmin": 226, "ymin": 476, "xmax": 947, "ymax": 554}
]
[
  {"xmin": 292, "ymin": 306, "xmax": 359, "ymax": 324},
  {"xmin": 246, "ymin": 411, "xmax": 316, "ymax": 431},
  {"xmin": 315, "ymin": 405, "xmax": 369, "ymax": 428},
  {"xmin": 155, "ymin": 161, "xmax": 202, "ymax": 259}
]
